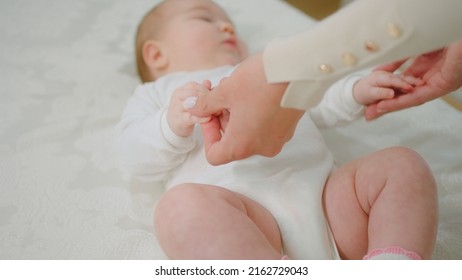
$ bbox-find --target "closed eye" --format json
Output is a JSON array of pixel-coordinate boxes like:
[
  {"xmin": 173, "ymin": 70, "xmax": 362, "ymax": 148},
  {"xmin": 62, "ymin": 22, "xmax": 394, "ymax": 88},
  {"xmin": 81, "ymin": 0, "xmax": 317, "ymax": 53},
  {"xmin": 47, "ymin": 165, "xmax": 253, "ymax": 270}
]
[
  {"xmin": 196, "ymin": 16, "xmax": 213, "ymax": 22},
  {"xmin": 187, "ymin": 6, "xmax": 216, "ymax": 23}
]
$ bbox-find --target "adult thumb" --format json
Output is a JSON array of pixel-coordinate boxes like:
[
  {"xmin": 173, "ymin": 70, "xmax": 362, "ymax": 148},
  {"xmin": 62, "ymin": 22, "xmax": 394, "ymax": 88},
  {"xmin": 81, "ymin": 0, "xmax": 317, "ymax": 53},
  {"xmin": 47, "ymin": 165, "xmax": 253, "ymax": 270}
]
[{"xmin": 186, "ymin": 86, "xmax": 228, "ymax": 117}]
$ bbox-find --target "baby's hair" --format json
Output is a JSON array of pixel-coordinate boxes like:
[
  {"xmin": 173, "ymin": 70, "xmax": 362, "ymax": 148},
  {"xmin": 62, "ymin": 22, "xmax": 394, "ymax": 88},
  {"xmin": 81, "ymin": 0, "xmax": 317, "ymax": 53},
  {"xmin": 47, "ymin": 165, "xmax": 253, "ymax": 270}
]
[{"xmin": 135, "ymin": 1, "xmax": 169, "ymax": 83}]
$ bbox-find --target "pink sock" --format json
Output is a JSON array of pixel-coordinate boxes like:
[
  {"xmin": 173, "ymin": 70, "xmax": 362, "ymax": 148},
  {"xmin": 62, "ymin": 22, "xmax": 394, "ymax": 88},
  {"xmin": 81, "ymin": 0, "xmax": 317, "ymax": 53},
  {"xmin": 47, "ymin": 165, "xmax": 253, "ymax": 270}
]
[
  {"xmin": 281, "ymin": 255, "xmax": 290, "ymax": 260},
  {"xmin": 363, "ymin": 246, "xmax": 422, "ymax": 260}
]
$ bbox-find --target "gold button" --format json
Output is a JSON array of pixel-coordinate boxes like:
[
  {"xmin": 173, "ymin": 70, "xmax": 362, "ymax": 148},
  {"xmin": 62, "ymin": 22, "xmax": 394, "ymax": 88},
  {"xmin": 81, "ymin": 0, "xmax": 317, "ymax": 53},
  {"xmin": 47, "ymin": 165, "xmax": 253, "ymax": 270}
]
[
  {"xmin": 365, "ymin": 41, "xmax": 379, "ymax": 52},
  {"xmin": 387, "ymin": 23, "xmax": 402, "ymax": 38},
  {"xmin": 319, "ymin": 63, "xmax": 333, "ymax": 73},
  {"xmin": 342, "ymin": 52, "xmax": 358, "ymax": 66}
]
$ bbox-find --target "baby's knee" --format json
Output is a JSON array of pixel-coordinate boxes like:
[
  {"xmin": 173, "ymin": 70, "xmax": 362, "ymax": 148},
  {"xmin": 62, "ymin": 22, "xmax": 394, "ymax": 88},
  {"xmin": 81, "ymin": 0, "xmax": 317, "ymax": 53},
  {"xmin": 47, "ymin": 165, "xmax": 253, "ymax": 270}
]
[
  {"xmin": 387, "ymin": 146, "xmax": 429, "ymax": 168},
  {"xmin": 383, "ymin": 147, "xmax": 436, "ymax": 188},
  {"xmin": 382, "ymin": 146, "xmax": 421, "ymax": 160},
  {"xmin": 155, "ymin": 183, "xmax": 205, "ymax": 220},
  {"xmin": 154, "ymin": 184, "xmax": 208, "ymax": 240},
  {"xmin": 157, "ymin": 183, "xmax": 200, "ymax": 203}
]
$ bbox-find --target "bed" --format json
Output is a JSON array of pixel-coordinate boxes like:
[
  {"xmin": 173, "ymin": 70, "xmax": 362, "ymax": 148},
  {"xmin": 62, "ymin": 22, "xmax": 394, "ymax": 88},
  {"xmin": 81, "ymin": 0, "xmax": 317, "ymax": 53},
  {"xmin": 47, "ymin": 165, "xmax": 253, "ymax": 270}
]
[{"xmin": 1, "ymin": 0, "xmax": 461, "ymax": 259}]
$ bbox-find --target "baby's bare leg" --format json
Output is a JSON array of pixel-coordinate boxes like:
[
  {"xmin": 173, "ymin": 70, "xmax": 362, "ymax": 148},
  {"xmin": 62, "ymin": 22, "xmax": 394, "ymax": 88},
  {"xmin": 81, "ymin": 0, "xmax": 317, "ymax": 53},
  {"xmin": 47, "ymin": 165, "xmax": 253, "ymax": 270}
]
[
  {"xmin": 323, "ymin": 147, "xmax": 438, "ymax": 259},
  {"xmin": 154, "ymin": 183, "xmax": 282, "ymax": 259}
]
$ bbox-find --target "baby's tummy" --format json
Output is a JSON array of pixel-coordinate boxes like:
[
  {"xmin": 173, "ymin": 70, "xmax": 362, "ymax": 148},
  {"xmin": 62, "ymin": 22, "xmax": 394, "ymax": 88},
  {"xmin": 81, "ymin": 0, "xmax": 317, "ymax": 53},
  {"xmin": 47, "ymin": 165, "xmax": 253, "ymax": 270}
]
[
  {"xmin": 165, "ymin": 147, "xmax": 231, "ymax": 189},
  {"xmin": 167, "ymin": 141, "xmax": 334, "ymax": 198}
]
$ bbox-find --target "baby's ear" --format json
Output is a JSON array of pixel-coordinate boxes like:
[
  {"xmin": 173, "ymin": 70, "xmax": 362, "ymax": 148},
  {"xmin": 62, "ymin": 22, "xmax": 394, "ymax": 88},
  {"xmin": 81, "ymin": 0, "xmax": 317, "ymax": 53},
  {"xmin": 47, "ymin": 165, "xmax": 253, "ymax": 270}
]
[{"xmin": 142, "ymin": 40, "xmax": 168, "ymax": 71}]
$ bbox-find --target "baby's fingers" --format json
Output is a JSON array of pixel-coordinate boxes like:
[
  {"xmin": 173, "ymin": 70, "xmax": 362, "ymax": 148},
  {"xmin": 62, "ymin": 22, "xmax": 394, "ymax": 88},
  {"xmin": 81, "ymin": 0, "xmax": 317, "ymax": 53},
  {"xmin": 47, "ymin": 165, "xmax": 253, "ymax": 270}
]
[
  {"xmin": 183, "ymin": 96, "xmax": 198, "ymax": 109},
  {"xmin": 176, "ymin": 82, "xmax": 210, "ymax": 100},
  {"xmin": 374, "ymin": 71, "xmax": 414, "ymax": 92},
  {"xmin": 371, "ymin": 87, "xmax": 395, "ymax": 100},
  {"xmin": 173, "ymin": 82, "xmax": 212, "ymax": 110},
  {"xmin": 400, "ymin": 75, "xmax": 424, "ymax": 87},
  {"xmin": 386, "ymin": 75, "xmax": 413, "ymax": 92}
]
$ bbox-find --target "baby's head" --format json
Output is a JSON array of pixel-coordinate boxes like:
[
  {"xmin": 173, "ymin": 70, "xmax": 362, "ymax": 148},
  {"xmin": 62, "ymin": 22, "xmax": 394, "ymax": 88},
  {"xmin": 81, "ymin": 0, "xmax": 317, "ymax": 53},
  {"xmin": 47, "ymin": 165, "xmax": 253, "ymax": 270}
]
[{"xmin": 135, "ymin": 0, "xmax": 248, "ymax": 82}]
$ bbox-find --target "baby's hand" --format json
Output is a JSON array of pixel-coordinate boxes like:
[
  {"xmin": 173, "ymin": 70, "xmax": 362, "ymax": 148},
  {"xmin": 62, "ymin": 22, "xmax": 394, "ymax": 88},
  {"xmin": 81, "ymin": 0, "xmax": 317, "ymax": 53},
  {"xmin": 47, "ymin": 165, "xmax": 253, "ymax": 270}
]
[
  {"xmin": 353, "ymin": 71, "xmax": 424, "ymax": 105},
  {"xmin": 167, "ymin": 81, "xmax": 212, "ymax": 137}
]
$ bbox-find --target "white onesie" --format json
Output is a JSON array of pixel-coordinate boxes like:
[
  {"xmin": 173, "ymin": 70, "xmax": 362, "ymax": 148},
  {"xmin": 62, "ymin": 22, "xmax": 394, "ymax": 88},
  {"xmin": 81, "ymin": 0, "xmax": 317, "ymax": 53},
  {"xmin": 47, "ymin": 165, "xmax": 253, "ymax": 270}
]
[{"xmin": 115, "ymin": 65, "xmax": 364, "ymax": 259}]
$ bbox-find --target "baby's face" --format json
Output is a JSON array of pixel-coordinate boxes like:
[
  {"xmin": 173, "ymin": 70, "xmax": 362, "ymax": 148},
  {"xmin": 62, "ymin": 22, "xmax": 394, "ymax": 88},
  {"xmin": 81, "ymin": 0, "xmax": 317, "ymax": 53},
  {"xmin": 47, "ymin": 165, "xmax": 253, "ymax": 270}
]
[{"xmin": 158, "ymin": 0, "xmax": 247, "ymax": 72}]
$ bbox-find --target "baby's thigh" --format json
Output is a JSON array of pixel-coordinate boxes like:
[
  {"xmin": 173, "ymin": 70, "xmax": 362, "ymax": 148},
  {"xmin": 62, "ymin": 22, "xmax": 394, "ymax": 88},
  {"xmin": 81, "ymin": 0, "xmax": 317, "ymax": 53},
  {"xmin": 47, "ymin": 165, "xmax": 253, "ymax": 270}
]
[
  {"xmin": 323, "ymin": 163, "xmax": 370, "ymax": 259},
  {"xmin": 155, "ymin": 183, "xmax": 281, "ymax": 248},
  {"xmin": 156, "ymin": 183, "xmax": 264, "ymax": 217},
  {"xmin": 324, "ymin": 147, "xmax": 433, "ymax": 216},
  {"xmin": 323, "ymin": 147, "xmax": 433, "ymax": 259},
  {"xmin": 322, "ymin": 149, "xmax": 402, "ymax": 258}
]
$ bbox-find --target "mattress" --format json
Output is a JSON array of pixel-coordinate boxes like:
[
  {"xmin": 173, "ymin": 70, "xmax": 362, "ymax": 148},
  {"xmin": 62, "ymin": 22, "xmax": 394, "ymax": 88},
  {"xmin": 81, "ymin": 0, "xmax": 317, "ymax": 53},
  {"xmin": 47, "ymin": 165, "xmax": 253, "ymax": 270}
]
[{"xmin": 0, "ymin": 0, "xmax": 461, "ymax": 259}]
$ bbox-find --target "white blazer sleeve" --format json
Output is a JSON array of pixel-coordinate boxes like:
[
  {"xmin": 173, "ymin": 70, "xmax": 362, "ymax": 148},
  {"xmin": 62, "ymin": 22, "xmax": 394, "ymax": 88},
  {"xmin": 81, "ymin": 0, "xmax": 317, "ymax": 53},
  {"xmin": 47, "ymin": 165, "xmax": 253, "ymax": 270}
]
[
  {"xmin": 264, "ymin": 0, "xmax": 462, "ymax": 110},
  {"xmin": 114, "ymin": 84, "xmax": 195, "ymax": 182}
]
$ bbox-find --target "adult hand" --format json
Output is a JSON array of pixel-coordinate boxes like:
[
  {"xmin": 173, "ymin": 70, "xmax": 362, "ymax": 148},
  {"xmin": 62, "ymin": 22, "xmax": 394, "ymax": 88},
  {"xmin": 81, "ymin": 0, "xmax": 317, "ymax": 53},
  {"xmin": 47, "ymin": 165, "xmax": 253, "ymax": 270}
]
[
  {"xmin": 188, "ymin": 53, "xmax": 305, "ymax": 165},
  {"xmin": 365, "ymin": 40, "xmax": 462, "ymax": 120}
]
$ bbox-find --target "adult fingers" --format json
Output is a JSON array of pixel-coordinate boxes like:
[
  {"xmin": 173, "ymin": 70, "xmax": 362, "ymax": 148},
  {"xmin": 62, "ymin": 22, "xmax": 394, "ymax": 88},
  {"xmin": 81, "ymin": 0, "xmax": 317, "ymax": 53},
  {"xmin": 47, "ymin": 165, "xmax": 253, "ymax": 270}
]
[
  {"xmin": 365, "ymin": 86, "xmax": 432, "ymax": 121},
  {"xmin": 187, "ymin": 85, "xmax": 229, "ymax": 118},
  {"xmin": 200, "ymin": 117, "xmax": 234, "ymax": 165},
  {"xmin": 364, "ymin": 103, "xmax": 385, "ymax": 121},
  {"xmin": 200, "ymin": 116, "xmax": 257, "ymax": 166},
  {"xmin": 373, "ymin": 59, "xmax": 408, "ymax": 72}
]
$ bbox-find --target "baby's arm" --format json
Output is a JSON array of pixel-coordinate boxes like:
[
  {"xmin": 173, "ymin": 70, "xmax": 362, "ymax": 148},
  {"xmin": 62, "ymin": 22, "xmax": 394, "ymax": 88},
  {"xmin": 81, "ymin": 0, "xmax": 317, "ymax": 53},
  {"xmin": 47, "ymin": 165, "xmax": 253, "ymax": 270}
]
[
  {"xmin": 309, "ymin": 69, "xmax": 423, "ymax": 128},
  {"xmin": 115, "ymin": 81, "xmax": 212, "ymax": 181},
  {"xmin": 168, "ymin": 81, "xmax": 212, "ymax": 137},
  {"xmin": 353, "ymin": 71, "xmax": 423, "ymax": 106}
]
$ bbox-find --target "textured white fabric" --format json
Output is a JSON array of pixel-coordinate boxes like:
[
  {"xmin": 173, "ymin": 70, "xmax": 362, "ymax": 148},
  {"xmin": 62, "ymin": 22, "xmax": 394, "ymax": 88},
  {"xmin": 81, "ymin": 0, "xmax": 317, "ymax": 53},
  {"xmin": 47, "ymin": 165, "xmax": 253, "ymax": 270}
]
[{"xmin": 0, "ymin": 0, "xmax": 461, "ymax": 260}]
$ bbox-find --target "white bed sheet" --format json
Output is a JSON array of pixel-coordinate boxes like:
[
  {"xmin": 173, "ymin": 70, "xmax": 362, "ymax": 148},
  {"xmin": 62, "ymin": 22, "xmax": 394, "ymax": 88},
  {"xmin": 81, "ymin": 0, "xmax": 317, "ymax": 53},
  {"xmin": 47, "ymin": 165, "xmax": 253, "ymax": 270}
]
[{"xmin": 0, "ymin": 0, "xmax": 461, "ymax": 259}]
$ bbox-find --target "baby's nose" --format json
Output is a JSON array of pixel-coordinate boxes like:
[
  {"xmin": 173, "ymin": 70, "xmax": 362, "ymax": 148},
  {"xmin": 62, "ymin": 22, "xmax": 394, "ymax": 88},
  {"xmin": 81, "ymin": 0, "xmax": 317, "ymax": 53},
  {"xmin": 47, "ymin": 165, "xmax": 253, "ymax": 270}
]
[{"xmin": 220, "ymin": 22, "xmax": 235, "ymax": 35}]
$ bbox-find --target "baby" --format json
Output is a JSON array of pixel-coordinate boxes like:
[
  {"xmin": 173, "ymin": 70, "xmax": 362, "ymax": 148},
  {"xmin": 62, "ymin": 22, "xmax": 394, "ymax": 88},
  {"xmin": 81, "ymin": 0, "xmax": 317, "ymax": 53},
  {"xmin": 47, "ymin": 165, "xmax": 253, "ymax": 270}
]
[{"xmin": 115, "ymin": 0, "xmax": 437, "ymax": 259}]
